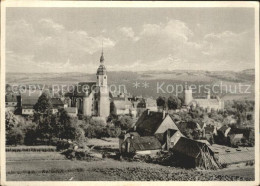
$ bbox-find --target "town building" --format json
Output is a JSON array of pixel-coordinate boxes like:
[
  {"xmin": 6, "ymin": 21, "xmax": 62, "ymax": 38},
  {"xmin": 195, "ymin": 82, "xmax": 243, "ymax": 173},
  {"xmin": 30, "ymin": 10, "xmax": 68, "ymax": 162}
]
[
  {"xmin": 134, "ymin": 110, "xmax": 179, "ymax": 136},
  {"xmin": 5, "ymin": 93, "xmax": 19, "ymax": 111},
  {"xmin": 64, "ymin": 107, "xmax": 78, "ymax": 117},
  {"xmin": 20, "ymin": 91, "xmax": 65, "ymax": 115},
  {"xmin": 155, "ymin": 129, "xmax": 183, "ymax": 150},
  {"xmin": 65, "ymin": 50, "xmax": 110, "ymax": 118},
  {"xmin": 112, "ymin": 97, "xmax": 136, "ymax": 117},
  {"xmin": 146, "ymin": 98, "xmax": 157, "ymax": 111},
  {"xmin": 184, "ymin": 87, "xmax": 224, "ymax": 111}
]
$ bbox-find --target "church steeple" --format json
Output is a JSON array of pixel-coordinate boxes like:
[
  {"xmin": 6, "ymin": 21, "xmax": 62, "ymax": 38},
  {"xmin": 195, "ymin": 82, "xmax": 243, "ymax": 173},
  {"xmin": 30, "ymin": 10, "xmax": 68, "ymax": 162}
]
[
  {"xmin": 96, "ymin": 45, "xmax": 107, "ymax": 87},
  {"xmin": 100, "ymin": 42, "xmax": 104, "ymax": 63},
  {"xmin": 100, "ymin": 50, "xmax": 104, "ymax": 63}
]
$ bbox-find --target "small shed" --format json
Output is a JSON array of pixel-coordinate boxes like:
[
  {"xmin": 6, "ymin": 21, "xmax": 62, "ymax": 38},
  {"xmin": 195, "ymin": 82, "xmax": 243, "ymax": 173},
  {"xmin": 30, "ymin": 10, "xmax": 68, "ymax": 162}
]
[{"xmin": 172, "ymin": 137, "xmax": 220, "ymax": 170}]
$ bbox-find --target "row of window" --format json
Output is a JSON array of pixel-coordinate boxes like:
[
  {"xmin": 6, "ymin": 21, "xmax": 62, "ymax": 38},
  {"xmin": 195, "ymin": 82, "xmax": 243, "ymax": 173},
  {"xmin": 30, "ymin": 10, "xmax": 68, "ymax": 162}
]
[
  {"xmin": 5, "ymin": 102, "xmax": 16, "ymax": 106},
  {"xmin": 97, "ymin": 76, "xmax": 107, "ymax": 79},
  {"xmin": 23, "ymin": 109, "xmax": 33, "ymax": 113}
]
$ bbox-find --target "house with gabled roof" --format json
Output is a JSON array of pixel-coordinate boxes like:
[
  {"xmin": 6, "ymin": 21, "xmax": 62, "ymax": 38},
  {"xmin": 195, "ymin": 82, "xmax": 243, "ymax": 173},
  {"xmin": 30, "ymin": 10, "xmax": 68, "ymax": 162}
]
[
  {"xmin": 155, "ymin": 129, "xmax": 183, "ymax": 150},
  {"xmin": 5, "ymin": 93, "xmax": 18, "ymax": 108},
  {"xmin": 134, "ymin": 110, "xmax": 179, "ymax": 136},
  {"xmin": 218, "ymin": 125, "xmax": 231, "ymax": 137}
]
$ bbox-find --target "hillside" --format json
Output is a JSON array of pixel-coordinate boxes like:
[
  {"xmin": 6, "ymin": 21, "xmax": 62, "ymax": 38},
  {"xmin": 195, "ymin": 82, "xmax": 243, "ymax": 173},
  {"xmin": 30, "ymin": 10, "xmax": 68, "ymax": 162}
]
[{"xmin": 6, "ymin": 69, "xmax": 255, "ymax": 100}]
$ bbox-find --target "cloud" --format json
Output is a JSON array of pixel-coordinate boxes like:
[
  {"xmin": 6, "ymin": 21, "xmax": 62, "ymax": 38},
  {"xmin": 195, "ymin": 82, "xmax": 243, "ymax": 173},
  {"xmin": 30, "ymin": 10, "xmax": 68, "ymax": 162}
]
[
  {"xmin": 140, "ymin": 20, "xmax": 193, "ymax": 44},
  {"xmin": 118, "ymin": 27, "xmax": 139, "ymax": 41},
  {"xmin": 6, "ymin": 18, "xmax": 116, "ymax": 72},
  {"xmin": 6, "ymin": 16, "xmax": 254, "ymax": 73},
  {"xmin": 203, "ymin": 30, "xmax": 254, "ymax": 63}
]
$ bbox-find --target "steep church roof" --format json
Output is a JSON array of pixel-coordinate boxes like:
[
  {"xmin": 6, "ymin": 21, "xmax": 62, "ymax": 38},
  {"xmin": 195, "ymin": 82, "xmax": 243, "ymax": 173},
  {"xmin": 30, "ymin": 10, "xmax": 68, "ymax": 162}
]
[
  {"xmin": 97, "ymin": 50, "xmax": 106, "ymax": 75},
  {"xmin": 74, "ymin": 82, "xmax": 97, "ymax": 97}
]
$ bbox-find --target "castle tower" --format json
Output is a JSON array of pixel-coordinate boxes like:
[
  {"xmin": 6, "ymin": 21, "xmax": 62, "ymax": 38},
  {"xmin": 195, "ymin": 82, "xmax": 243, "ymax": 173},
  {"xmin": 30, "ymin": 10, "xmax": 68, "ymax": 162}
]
[
  {"xmin": 207, "ymin": 90, "xmax": 211, "ymax": 99},
  {"xmin": 96, "ymin": 49, "xmax": 110, "ymax": 118},
  {"xmin": 184, "ymin": 87, "xmax": 193, "ymax": 106}
]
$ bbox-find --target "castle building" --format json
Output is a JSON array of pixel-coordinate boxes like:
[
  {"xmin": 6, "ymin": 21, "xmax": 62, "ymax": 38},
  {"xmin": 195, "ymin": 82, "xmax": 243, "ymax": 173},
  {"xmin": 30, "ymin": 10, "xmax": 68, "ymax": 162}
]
[
  {"xmin": 184, "ymin": 87, "xmax": 224, "ymax": 112},
  {"xmin": 67, "ymin": 51, "xmax": 110, "ymax": 118}
]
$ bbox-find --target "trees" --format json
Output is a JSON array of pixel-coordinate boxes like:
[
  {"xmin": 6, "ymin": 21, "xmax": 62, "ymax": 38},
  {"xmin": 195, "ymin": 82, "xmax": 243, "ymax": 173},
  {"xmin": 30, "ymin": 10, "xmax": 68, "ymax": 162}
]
[
  {"xmin": 55, "ymin": 108, "xmax": 74, "ymax": 139},
  {"xmin": 115, "ymin": 115, "xmax": 134, "ymax": 130},
  {"xmin": 23, "ymin": 122, "xmax": 38, "ymax": 145},
  {"xmin": 167, "ymin": 96, "xmax": 181, "ymax": 110},
  {"xmin": 33, "ymin": 92, "xmax": 55, "ymax": 142},
  {"xmin": 33, "ymin": 92, "xmax": 53, "ymax": 114},
  {"xmin": 156, "ymin": 96, "xmax": 167, "ymax": 110},
  {"xmin": 6, "ymin": 128, "xmax": 24, "ymax": 146},
  {"xmin": 137, "ymin": 98, "xmax": 146, "ymax": 108}
]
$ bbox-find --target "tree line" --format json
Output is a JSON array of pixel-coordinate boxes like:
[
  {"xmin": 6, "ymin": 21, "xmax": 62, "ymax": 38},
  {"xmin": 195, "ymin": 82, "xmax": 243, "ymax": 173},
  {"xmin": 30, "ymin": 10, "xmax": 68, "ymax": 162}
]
[{"xmin": 6, "ymin": 92, "xmax": 134, "ymax": 146}]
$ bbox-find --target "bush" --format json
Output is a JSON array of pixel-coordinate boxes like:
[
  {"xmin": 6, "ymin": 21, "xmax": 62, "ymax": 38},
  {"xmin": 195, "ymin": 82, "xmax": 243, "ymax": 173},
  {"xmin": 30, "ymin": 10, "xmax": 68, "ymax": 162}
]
[
  {"xmin": 56, "ymin": 140, "xmax": 71, "ymax": 151},
  {"xmin": 23, "ymin": 122, "xmax": 38, "ymax": 145},
  {"xmin": 107, "ymin": 127, "xmax": 121, "ymax": 138},
  {"xmin": 6, "ymin": 128, "xmax": 24, "ymax": 146},
  {"xmin": 85, "ymin": 125, "xmax": 106, "ymax": 138},
  {"xmin": 74, "ymin": 127, "xmax": 87, "ymax": 146},
  {"xmin": 115, "ymin": 116, "xmax": 133, "ymax": 130}
]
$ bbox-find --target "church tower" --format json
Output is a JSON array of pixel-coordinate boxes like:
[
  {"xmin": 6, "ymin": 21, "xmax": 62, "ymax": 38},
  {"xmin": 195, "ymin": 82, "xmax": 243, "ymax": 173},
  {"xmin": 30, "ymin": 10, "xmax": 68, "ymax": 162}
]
[{"xmin": 96, "ymin": 49, "xmax": 110, "ymax": 118}]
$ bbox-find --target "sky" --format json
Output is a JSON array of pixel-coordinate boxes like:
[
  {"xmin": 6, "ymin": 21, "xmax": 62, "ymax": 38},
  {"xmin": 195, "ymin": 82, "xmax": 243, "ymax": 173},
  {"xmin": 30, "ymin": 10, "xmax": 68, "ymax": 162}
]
[{"xmin": 6, "ymin": 7, "xmax": 255, "ymax": 73}]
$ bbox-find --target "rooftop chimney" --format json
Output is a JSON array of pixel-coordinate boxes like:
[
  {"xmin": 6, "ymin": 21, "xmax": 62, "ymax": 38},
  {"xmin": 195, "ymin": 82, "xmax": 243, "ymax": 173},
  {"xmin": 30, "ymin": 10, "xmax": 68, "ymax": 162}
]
[
  {"xmin": 134, "ymin": 125, "xmax": 136, "ymax": 131},
  {"xmin": 162, "ymin": 110, "xmax": 166, "ymax": 119},
  {"xmin": 147, "ymin": 109, "xmax": 150, "ymax": 115}
]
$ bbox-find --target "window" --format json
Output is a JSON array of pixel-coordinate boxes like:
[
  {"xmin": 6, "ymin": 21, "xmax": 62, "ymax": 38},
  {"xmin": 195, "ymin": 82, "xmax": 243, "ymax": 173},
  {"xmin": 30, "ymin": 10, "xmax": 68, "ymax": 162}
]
[
  {"xmin": 97, "ymin": 76, "xmax": 99, "ymax": 79},
  {"xmin": 104, "ymin": 76, "xmax": 106, "ymax": 79}
]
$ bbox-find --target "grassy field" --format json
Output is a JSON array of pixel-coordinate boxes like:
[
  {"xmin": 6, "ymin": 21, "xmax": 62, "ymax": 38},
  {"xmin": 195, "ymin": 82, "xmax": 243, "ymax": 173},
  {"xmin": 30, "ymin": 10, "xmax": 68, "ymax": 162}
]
[
  {"xmin": 6, "ymin": 156, "xmax": 254, "ymax": 181},
  {"xmin": 6, "ymin": 141, "xmax": 255, "ymax": 181}
]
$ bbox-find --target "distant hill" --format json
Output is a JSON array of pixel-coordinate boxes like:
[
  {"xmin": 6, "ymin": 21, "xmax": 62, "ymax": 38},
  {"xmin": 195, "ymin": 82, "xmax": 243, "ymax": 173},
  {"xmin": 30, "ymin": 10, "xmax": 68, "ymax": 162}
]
[{"xmin": 6, "ymin": 69, "xmax": 255, "ymax": 101}]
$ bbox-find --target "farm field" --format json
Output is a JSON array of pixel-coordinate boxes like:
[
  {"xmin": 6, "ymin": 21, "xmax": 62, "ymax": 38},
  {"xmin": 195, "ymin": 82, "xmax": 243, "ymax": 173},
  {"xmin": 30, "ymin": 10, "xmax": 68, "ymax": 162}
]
[
  {"xmin": 6, "ymin": 155, "xmax": 255, "ymax": 181},
  {"xmin": 6, "ymin": 141, "xmax": 255, "ymax": 181}
]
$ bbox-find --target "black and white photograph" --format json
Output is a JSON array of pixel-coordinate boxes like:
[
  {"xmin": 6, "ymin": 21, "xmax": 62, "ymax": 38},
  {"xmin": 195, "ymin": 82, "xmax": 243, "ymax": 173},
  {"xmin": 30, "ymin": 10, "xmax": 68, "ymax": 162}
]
[{"xmin": 1, "ymin": 1, "xmax": 259, "ymax": 185}]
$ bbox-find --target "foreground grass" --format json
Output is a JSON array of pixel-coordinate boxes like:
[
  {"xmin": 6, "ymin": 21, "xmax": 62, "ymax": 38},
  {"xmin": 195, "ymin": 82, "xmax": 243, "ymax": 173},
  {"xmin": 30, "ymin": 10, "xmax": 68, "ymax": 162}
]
[
  {"xmin": 6, "ymin": 156, "xmax": 254, "ymax": 181},
  {"xmin": 7, "ymin": 163, "xmax": 254, "ymax": 181},
  {"xmin": 6, "ymin": 144, "xmax": 255, "ymax": 181},
  {"xmin": 6, "ymin": 152, "xmax": 66, "ymax": 162}
]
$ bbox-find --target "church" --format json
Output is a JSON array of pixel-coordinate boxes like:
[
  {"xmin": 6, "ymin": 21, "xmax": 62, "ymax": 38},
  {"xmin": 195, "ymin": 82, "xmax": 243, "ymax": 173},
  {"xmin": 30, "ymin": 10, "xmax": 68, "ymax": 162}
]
[{"xmin": 65, "ymin": 50, "xmax": 110, "ymax": 118}]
